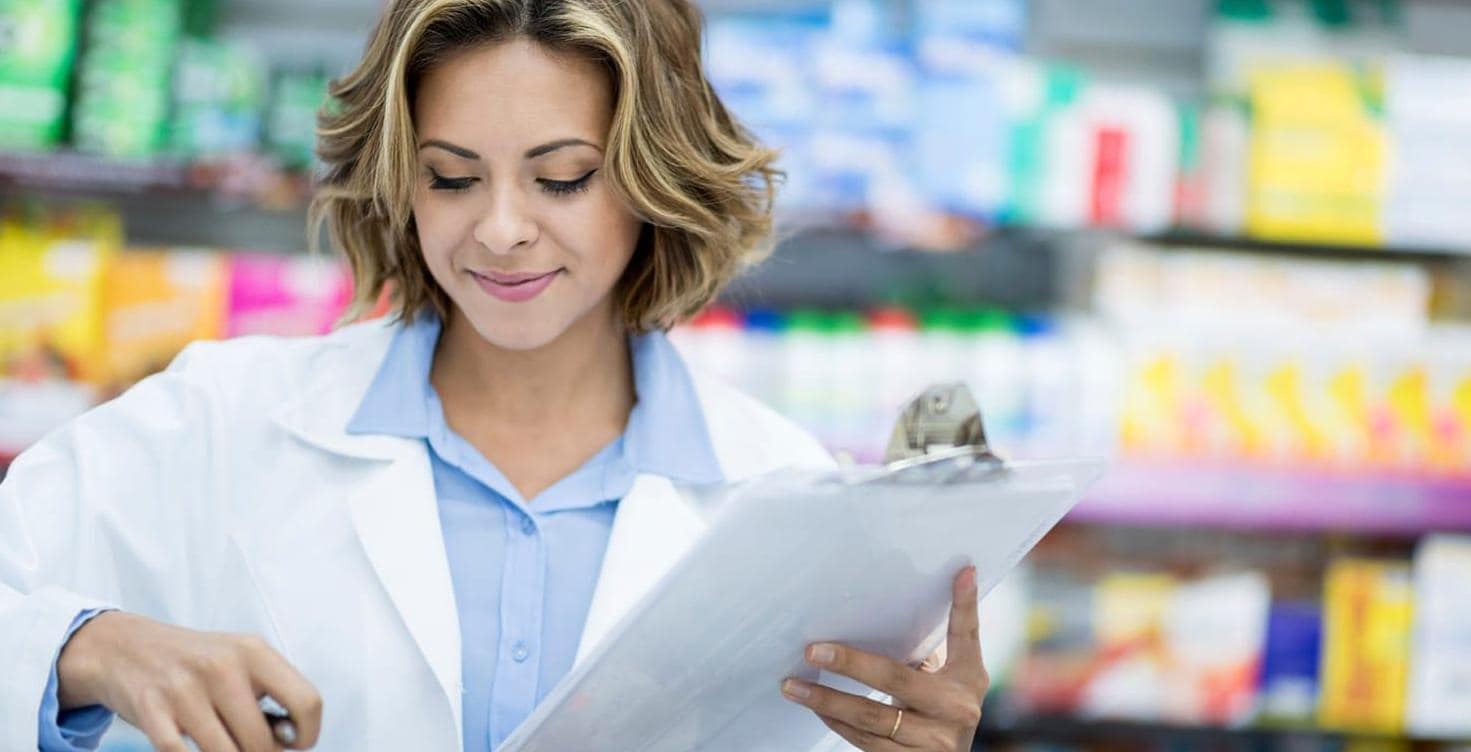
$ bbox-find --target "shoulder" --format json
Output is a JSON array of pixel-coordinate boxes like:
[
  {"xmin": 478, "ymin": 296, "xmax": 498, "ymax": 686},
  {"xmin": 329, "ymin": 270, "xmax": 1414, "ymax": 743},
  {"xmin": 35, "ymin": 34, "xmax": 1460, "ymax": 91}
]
[
  {"xmin": 166, "ymin": 319, "xmax": 393, "ymax": 396},
  {"xmin": 687, "ymin": 368, "xmax": 836, "ymax": 480},
  {"xmin": 169, "ymin": 319, "xmax": 392, "ymax": 380}
]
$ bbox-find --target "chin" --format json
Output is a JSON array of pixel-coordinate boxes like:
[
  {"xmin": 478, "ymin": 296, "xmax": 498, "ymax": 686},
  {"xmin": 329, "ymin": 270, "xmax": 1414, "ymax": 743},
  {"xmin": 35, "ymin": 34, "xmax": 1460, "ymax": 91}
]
[{"xmin": 460, "ymin": 310, "xmax": 571, "ymax": 352}]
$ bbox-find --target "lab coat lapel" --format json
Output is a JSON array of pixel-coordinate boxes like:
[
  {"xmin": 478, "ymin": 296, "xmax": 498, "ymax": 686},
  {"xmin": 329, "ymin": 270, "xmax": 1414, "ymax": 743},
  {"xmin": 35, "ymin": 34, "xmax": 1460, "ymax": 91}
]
[
  {"xmin": 574, "ymin": 473, "xmax": 708, "ymax": 664},
  {"xmin": 270, "ymin": 327, "xmax": 464, "ymax": 738},
  {"xmin": 342, "ymin": 440, "xmax": 463, "ymax": 736}
]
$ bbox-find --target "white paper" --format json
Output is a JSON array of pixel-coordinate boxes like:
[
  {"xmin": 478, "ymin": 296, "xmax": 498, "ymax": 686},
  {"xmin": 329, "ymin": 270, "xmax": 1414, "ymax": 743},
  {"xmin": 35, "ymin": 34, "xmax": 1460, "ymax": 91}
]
[{"xmin": 500, "ymin": 458, "xmax": 1105, "ymax": 752}]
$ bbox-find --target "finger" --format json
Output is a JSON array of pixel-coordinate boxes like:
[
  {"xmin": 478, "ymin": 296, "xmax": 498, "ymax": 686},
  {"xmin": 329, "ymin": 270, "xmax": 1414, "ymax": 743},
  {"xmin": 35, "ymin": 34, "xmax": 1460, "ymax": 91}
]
[
  {"xmin": 944, "ymin": 565, "xmax": 984, "ymax": 673},
  {"xmin": 134, "ymin": 694, "xmax": 191, "ymax": 752},
  {"xmin": 782, "ymin": 679, "xmax": 913, "ymax": 743},
  {"xmin": 816, "ymin": 713, "xmax": 907, "ymax": 752},
  {"xmin": 176, "ymin": 693, "xmax": 241, "ymax": 752},
  {"xmin": 212, "ymin": 670, "xmax": 282, "ymax": 752},
  {"xmin": 240, "ymin": 636, "xmax": 323, "ymax": 748},
  {"xmin": 805, "ymin": 642, "xmax": 946, "ymax": 716}
]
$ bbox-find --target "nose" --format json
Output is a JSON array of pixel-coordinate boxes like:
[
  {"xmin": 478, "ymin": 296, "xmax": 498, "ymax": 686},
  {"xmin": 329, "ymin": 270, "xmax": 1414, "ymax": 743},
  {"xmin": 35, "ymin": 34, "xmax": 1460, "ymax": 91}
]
[{"xmin": 471, "ymin": 183, "xmax": 539, "ymax": 255}]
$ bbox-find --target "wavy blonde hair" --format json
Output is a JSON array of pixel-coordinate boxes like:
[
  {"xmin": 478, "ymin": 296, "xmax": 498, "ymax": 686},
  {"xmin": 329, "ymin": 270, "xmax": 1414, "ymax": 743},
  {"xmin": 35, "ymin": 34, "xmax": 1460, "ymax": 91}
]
[{"xmin": 310, "ymin": 0, "xmax": 781, "ymax": 332}]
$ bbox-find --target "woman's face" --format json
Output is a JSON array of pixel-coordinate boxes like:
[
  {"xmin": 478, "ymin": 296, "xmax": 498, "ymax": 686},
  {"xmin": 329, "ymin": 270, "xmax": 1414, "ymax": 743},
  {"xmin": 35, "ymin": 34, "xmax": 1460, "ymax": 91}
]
[{"xmin": 411, "ymin": 38, "xmax": 642, "ymax": 350}]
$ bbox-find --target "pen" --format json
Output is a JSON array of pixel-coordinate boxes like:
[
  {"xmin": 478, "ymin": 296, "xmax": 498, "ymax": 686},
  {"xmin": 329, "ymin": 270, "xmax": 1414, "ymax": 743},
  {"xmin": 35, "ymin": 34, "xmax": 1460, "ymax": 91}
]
[{"xmin": 260, "ymin": 695, "xmax": 298, "ymax": 746}]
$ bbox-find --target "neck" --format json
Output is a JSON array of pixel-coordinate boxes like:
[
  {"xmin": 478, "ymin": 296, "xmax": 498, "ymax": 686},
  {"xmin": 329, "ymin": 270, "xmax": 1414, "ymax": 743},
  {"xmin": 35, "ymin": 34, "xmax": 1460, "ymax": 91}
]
[{"xmin": 430, "ymin": 304, "xmax": 635, "ymax": 435}]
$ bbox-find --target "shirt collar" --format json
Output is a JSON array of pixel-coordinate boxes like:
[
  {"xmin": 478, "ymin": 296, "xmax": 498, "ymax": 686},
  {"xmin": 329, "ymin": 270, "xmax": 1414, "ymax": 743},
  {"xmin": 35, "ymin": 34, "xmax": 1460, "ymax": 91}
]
[
  {"xmin": 345, "ymin": 315, "xmax": 724, "ymax": 486},
  {"xmin": 345, "ymin": 314, "xmax": 439, "ymax": 439}
]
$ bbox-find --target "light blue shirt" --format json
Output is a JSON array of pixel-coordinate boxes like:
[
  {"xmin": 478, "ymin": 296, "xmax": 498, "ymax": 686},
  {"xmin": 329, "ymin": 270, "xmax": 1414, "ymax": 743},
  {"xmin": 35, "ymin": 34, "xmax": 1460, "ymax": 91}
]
[{"xmin": 41, "ymin": 316, "xmax": 723, "ymax": 751}]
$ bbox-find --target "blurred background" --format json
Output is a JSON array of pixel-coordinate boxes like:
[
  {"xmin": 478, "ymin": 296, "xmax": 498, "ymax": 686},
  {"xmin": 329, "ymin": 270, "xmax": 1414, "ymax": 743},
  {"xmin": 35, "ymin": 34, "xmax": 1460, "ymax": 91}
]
[{"xmin": 3, "ymin": 0, "xmax": 1471, "ymax": 750}]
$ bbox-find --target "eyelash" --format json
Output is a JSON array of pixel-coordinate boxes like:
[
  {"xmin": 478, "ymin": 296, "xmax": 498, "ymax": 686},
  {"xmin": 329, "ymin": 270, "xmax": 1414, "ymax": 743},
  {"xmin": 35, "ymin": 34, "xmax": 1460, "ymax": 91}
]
[
  {"xmin": 428, "ymin": 170, "xmax": 475, "ymax": 193},
  {"xmin": 426, "ymin": 168, "xmax": 597, "ymax": 196},
  {"xmin": 540, "ymin": 169, "xmax": 597, "ymax": 196}
]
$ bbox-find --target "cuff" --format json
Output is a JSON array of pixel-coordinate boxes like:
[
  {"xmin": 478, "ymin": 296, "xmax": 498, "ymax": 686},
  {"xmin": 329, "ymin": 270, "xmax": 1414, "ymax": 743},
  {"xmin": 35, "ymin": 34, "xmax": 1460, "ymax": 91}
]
[{"xmin": 38, "ymin": 608, "xmax": 116, "ymax": 751}]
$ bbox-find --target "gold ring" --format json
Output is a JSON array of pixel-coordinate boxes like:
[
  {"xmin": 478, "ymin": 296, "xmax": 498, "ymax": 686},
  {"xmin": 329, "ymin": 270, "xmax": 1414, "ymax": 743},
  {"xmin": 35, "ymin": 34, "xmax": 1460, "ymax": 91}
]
[{"xmin": 887, "ymin": 708, "xmax": 904, "ymax": 741}]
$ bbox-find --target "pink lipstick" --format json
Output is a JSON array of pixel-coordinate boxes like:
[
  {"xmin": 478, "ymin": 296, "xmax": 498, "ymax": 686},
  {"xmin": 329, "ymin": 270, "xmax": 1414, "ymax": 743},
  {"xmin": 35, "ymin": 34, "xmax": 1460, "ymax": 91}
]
[{"xmin": 470, "ymin": 269, "xmax": 561, "ymax": 303}]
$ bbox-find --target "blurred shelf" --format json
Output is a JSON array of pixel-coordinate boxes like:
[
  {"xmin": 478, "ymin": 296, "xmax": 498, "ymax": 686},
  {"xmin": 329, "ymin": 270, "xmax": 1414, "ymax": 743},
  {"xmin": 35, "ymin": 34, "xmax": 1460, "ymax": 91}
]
[
  {"xmin": 0, "ymin": 150, "xmax": 312, "ymax": 211},
  {"xmin": 1073, "ymin": 460, "xmax": 1471, "ymax": 537},
  {"xmin": 0, "ymin": 150, "xmax": 193, "ymax": 194},
  {"xmin": 976, "ymin": 712, "xmax": 1463, "ymax": 747},
  {"xmin": 721, "ymin": 226, "xmax": 1061, "ymax": 311},
  {"xmin": 1, "ymin": 151, "xmax": 316, "ymax": 252},
  {"xmin": 1142, "ymin": 230, "xmax": 1471, "ymax": 262}
]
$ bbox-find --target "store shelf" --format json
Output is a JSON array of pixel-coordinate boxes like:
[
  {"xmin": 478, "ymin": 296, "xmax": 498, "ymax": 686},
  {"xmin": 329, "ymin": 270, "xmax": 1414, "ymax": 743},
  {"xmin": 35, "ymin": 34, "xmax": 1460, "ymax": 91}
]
[
  {"xmin": 1143, "ymin": 229, "xmax": 1471, "ymax": 261},
  {"xmin": 0, "ymin": 150, "xmax": 311, "ymax": 209},
  {"xmin": 975, "ymin": 712, "xmax": 1462, "ymax": 748},
  {"xmin": 0, "ymin": 150, "xmax": 193, "ymax": 194},
  {"xmin": 1073, "ymin": 460, "xmax": 1471, "ymax": 537},
  {"xmin": 721, "ymin": 226, "xmax": 1060, "ymax": 311}
]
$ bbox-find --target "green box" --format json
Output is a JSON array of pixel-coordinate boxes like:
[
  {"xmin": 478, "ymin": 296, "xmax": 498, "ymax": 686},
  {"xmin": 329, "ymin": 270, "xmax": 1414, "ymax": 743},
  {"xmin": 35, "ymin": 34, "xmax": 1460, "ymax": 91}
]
[
  {"xmin": 0, "ymin": 0, "xmax": 84, "ymax": 151},
  {"xmin": 71, "ymin": 0, "xmax": 183, "ymax": 158}
]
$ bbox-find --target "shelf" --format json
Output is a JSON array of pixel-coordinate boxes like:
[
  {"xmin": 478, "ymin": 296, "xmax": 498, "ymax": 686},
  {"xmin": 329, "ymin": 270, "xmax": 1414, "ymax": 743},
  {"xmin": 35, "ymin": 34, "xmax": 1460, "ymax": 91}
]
[
  {"xmin": 976, "ymin": 712, "xmax": 1463, "ymax": 747},
  {"xmin": 0, "ymin": 150, "xmax": 193, "ymax": 194},
  {"xmin": 1142, "ymin": 230, "xmax": 1471, "ymax": 261},
  {"xmin": 0, "ymin": 150, "xmax": 312, "ymax": 211},
  {"xmin": 1072, "ymin": 460, "xmax": 1471, "ymax": 537}
]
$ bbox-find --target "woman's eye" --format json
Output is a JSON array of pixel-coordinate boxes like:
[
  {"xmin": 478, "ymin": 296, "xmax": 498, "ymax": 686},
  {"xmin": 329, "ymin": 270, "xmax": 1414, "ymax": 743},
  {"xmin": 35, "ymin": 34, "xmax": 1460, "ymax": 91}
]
[
  {"xmin": 428, "ymin": 169, "xmax": 477, "ymax": 192},
  {"xmin": 539, "ymin": 169, "xmax": 597, "ymax": 197}
]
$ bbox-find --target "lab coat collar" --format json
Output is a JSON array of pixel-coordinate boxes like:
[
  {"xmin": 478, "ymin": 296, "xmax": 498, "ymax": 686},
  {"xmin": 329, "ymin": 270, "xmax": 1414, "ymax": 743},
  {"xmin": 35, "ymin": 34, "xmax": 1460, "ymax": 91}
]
[{"xmin": 270, "ymin": 319, "xmax": 410, "ymax": 461}]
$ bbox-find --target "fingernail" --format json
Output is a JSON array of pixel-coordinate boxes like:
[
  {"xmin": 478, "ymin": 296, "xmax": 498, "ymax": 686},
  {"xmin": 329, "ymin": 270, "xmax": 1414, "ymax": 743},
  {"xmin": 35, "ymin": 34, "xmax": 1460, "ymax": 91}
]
[
  {"xmin": 961, "ymin": 567, "xmax": 977, "ymax": 592},
  {"xmin": 808, "ymin": 643, "xmax": 837, "ymax": 666},
  {"xmin": 782, "ymin": 679, "xmax": 812, "ymax": 700}
]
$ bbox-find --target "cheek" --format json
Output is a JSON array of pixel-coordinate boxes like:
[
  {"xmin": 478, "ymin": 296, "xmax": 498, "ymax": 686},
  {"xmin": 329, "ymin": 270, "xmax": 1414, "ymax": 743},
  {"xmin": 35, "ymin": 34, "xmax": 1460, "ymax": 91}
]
[
  {"xmin": 411, "ymin": 198, "xmax": 464, "ymax": 270},
  {"xmin": 566, "ymin": 191, "xmax": 641, "ymax": 277}
]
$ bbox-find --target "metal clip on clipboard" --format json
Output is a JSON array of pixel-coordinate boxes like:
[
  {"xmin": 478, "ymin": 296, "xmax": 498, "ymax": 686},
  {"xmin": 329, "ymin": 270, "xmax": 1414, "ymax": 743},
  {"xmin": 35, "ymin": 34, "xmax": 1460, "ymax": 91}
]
[{"xmin": 882, "ymin": 383, "xmax": 1006, "ymax": 483}]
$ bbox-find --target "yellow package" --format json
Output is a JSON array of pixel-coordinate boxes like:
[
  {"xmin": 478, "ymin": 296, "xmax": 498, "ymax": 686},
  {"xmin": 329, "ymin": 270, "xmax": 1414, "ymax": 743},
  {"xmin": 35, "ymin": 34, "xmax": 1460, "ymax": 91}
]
[
  {"xmin": 99, "ymin": 250, "xmax": 228, "ymax": 390},
  {"xmin": 0, "ymin": 208, "xmax": 120, "ymax": 383},
  {"xmin": 1318, "ymin": 559, "xmax": 1414, "ymax": 734},
  {"xmin": 1247, "ymin": 64, "xmax": 1385, "ymax": 246}
]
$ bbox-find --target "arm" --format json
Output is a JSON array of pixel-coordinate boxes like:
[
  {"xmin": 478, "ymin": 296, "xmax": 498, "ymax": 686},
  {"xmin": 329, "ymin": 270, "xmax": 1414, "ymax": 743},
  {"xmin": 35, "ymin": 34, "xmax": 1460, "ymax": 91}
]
[
  {"xmin": 0, "ymin": 365, "xmax": 207, "ymax": 749},
  {"xmin": 0, "ymin": 344, "xmax": 321, "ymax": 751}
]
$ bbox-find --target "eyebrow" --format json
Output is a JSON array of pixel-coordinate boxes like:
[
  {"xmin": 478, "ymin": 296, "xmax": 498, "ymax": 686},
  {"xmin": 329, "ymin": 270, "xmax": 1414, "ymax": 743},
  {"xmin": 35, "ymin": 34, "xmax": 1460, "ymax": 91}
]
[
  {"xmin": 417, "ymin": 137, "xmax": 601, "ymax": 161},
  {"xmin": 419, "ymin": 139, "xmax": 480, "ymax": 160},
  {"xmin": 524, "ymin": 138, "xmax": 599, "ymax": 159}
]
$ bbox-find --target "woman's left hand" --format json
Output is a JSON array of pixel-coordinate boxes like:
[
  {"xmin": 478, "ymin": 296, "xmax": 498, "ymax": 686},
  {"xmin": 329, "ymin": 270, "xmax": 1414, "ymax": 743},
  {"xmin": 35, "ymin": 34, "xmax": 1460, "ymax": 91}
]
[{"xmin": 779, "ymin": 566, "xmax": 988, "ymax": 751}]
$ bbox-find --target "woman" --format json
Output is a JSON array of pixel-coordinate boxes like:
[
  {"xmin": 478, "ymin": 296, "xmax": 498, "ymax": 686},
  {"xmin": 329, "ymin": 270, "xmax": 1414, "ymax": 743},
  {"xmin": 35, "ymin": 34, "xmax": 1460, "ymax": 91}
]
[{"xmin": 0, "ymin": 1, "xmax": 989, "ymax": 750}]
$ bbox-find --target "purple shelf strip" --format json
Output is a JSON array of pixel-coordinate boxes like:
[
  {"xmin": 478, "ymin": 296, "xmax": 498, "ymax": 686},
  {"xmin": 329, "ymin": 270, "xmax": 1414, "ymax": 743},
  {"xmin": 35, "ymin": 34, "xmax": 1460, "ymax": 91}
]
[
  {"xmin": 0, "ymin": 151, "xmax": 189, "ymax": 194},
  {"xmin": 1073, "ymin": 461, "xmax": 1471, "ymax": 535}
]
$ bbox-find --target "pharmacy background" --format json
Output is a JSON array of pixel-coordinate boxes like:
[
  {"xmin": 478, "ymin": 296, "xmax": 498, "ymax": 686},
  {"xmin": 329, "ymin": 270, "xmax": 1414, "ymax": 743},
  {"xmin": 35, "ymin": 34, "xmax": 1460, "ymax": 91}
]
[{"xmin": 4, "ymin": 0, "xmax": 1471, "ymax": 750}]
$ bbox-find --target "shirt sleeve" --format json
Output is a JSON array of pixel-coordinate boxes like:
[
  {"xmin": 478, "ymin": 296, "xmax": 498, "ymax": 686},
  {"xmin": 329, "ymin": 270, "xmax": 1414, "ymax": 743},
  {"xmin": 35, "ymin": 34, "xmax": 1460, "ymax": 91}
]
[{"xmin": 38, "ymin": 608, "xmax": 117, "ymax": 751}]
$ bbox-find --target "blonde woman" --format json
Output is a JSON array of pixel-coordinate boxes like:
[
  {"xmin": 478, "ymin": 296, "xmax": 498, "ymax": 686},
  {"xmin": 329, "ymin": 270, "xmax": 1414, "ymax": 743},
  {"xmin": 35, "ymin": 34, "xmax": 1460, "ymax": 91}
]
[{"xmin": 0, "ymin": 1, "xmax": 989, "ymax": 750}]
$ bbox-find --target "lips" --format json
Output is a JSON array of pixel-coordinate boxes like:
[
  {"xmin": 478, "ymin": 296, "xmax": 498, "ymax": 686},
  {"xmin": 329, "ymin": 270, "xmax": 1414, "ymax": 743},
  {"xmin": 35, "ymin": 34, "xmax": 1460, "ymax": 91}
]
[{"xmin": 469, "ymin": 268, "xmax": 561, "ymax": 303}]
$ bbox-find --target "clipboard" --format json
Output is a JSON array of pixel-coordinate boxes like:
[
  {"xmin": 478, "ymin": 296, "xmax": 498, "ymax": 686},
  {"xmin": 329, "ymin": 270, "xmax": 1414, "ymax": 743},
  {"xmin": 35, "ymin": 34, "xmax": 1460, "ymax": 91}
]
[{"xmin": 500, "ymin": 384, "xmax": 1106, "ymax": 752}]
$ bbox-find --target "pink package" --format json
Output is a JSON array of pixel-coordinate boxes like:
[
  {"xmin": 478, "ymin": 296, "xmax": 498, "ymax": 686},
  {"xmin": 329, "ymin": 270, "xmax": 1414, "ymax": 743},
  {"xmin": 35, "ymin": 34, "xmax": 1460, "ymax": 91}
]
[{"xmin": 226, "ymin": 253, "xmax": 354, "ymax": 338}]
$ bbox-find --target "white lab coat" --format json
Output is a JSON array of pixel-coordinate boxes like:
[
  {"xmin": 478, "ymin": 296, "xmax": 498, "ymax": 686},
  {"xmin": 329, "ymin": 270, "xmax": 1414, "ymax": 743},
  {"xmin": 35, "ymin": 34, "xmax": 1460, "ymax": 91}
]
[{"xmin": 0, "ymin": 319, "xmax": 859, "ymax": 751}]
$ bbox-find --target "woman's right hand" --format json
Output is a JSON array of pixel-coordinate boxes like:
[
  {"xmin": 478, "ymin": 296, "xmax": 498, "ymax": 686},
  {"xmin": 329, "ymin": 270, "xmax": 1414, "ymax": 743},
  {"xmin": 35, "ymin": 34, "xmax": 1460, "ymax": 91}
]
[{"xmin": 55, "ymin": 610, "xmax": 323, "ymax": 752}]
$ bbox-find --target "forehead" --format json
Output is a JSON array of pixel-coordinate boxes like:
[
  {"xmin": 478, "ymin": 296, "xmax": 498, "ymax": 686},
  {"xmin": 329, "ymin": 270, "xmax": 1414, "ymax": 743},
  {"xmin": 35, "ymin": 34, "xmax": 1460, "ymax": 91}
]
[{"xmin": 411, "ymin": 38, "xmax": 613, "ymax": 154}]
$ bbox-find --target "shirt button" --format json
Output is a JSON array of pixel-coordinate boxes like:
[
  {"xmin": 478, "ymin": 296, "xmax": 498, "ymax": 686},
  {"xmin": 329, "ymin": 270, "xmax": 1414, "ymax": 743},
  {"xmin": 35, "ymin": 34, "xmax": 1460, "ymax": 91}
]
[
  {"xmin": 512, "ymin": 642, "xmax": 530, "ymax": 662},
  {"xmin": 520, "ymin": 517, "xmax": 536, "ymax": 536}
]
